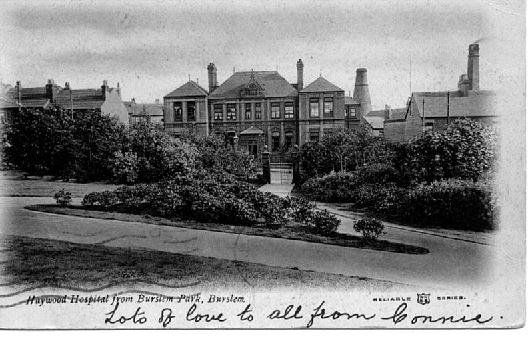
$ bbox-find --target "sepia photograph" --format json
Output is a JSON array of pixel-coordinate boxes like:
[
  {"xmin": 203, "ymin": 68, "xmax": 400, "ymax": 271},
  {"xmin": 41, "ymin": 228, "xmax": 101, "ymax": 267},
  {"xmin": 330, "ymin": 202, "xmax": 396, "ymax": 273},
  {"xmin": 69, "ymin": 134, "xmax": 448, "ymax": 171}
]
[{"xmin": 0, "ymin": 0, "xmax": 525, "ymax": 329}]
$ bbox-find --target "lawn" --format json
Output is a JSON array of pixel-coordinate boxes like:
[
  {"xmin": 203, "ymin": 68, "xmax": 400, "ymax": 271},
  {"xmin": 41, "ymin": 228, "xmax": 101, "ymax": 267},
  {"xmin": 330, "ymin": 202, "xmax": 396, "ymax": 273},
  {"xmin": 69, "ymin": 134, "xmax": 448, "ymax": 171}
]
[
  {"xmin": 0, "ymin": 235, "xmax": 400, "ymax": 290},
  {"xmin": 26, "ymin": 204, "xmax": 429, "ymax": 255}
]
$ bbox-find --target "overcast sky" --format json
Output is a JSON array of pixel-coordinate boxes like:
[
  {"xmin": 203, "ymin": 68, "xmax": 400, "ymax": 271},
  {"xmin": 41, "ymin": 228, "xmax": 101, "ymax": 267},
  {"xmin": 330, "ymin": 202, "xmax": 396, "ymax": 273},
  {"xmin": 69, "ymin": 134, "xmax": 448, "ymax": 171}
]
[{"xmin": 0, "ymin": 0, "xmax": 524, "ymax": 109}]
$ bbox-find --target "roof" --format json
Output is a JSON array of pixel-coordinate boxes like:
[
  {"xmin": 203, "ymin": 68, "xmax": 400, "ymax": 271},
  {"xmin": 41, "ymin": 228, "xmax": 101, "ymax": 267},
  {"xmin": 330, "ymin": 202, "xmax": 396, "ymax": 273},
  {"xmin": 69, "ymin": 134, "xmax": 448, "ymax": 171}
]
[
  {"xmin": 368, "ymin": 107, "xmax": 408, "ymax": 120},
  {"xmin": 363, "ymin": 116, "xmax": 384, "ymax": 130},
  {"xmin": 209, "ymin": 71, "xmax": 297, "ymax": 99},
  {"xmin": 164, "ymin": 81, "xmax": 208, "ymax": 98},
  {"xmin": 125, "ymin": 102, "xmax": 164, "ymax": 117},
  {"xmin": 300, "ymin": 76, "xmax": 344, "ymax": 93},
  {"xmin": 4, "ymin": 86, "xmax": 59, "ymax": 108},
  {"xmin": 240, "ymin": 126, "xmax": 264, "ymax": 135},
  {"xmin": 412, "ymin": 90, "xmax": 497, "ymax": 118},
  {"xmin": 54, "ymin": 88, "xmax": 106, "ymax": 110},
  {"xmin": 345, "ymin": 96, "xmax": 359, "ymax": 105}
]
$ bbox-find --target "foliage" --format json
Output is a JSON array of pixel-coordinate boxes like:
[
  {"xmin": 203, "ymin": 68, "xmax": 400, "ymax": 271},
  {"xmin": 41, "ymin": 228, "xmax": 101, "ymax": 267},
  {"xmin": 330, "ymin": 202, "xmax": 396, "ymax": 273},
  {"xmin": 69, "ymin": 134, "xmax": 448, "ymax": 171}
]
[
  {"xmin": 309, "ymin": 209, "xmax": 341, "ymax": 235},
  {"xmin": 353, "ymin": 218, "xmax": 385, "ymax": 240},
  {"xmin": 80, "ymin": 174, "xmax": 341, "ymax": 232},
  {"xmin": 298, "ymin": 127, "xmax": 396, "ymax": 182},
  {"xmin": 398, "ymin": 179, "xmax": 497, "ymax": 231},
  {"xmin": 3, "ymin": 107, "xmax": 126, "ymax": 181},
  {"xmin": 54, "ymin": 189, "xmax": 72, "ymax": 207},
  {"xmin": 406, "ymin": 118, "xmax": 497, "ymax": 183},
  {"xmin": 123, "ymin": 122, "xmax": 199, "ymax": 183}
]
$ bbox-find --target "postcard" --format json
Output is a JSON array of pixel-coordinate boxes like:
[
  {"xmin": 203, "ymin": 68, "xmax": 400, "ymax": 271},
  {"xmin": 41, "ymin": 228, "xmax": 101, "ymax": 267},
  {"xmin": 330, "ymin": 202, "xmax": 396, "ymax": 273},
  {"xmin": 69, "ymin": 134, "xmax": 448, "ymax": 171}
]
[{"xmin": 0, "ymin": 0, "xmax": 525, "ymax": 329}]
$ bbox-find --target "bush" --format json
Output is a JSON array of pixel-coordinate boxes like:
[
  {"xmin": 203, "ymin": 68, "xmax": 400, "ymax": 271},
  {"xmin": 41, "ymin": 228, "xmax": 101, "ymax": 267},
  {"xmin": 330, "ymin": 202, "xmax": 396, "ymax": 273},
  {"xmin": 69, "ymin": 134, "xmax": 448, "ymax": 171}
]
[
  {"xmin": 285, "ymin": 196, "xmax": 316, "ymax": 223},
  {"xmin": 406, "ymin": 119, "xmax": 497, "ymax": 183},
  {"xmin": 309, "ymin": 209, "xmax": 340, "ymax": 235},
  {"xmin": 353, "ymin": 217, "xmax": 385, "ymax": 240},
  {"xmin": 81, "ymin": 191, "xmax": 119, "ymax": 210},
  {"xmin": 301, "ymin": 171, "xmax": 358, "ymax": 202},
  {"xmin": 398, "ymin": 179, "xmax": 497, "ymax": 231},
  {"xmin": 54, "ymin": 189, "xmax": 72, "ymax": 206}
]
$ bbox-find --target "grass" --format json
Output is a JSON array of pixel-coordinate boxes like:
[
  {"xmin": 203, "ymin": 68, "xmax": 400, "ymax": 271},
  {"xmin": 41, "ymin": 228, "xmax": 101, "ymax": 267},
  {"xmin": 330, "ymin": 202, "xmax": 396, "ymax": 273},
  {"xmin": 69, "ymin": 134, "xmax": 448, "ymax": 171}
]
[
  {"xmin": 0, "ymin": 235, "xmax": 401, "ymax": 290},
  {"xmin": 26, "ymin": 204, "xmax": 429, "ymax": 255},
  {"xmin": 0, "ymin": 172, "xmax": 115, "ymax": 197}
]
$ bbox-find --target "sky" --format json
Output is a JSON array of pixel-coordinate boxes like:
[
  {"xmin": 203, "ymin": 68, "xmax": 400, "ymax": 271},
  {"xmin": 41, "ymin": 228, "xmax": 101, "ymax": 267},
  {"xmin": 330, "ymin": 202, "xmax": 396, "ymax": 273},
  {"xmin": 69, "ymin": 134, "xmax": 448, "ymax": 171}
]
[{"xmin": 0, "ymin": 0, "xmax": 525, "ymax": 110}]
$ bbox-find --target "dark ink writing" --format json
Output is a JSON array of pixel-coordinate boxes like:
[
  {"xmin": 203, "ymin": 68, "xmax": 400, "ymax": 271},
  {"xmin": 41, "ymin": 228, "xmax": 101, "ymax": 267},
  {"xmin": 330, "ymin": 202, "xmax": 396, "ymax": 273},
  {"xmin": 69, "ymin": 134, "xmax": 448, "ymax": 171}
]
[
  {"xmin": 306, "ymin": 301, "xmax": 376, "ymax": 328},
  {"xmin": 104, "ymin": 302, "xmax": 147, "ymax": 325},
  {"xmin": 185, "ymin": 303, "xmax": 226, "ymax": 323}
]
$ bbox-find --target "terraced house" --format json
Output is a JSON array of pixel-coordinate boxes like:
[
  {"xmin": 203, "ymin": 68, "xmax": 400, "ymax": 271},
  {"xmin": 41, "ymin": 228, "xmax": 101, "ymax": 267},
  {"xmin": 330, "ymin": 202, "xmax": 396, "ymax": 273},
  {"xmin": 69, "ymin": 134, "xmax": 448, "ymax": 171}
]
[{"xmin": 164, "ymin": 59, "xmax": 372, "ymax": 159}]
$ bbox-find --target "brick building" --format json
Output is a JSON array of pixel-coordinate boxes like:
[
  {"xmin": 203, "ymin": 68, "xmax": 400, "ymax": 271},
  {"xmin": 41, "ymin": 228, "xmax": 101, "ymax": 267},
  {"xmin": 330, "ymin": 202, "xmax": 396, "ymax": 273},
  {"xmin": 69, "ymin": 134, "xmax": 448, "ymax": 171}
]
[
  {"xmin": 383, "ymin": 43, "xmax": 497, "ymax": 142},
  {"xmin": 0, "ymin": 80, "xmax": 129, "ymax": 125},
  {"xmin": 125, "ymin": 98, "xmax": 164, "ymax": 125},
  {"xmin": 164, "ymin": 60, "xmax": 372, "ymax": 160}
]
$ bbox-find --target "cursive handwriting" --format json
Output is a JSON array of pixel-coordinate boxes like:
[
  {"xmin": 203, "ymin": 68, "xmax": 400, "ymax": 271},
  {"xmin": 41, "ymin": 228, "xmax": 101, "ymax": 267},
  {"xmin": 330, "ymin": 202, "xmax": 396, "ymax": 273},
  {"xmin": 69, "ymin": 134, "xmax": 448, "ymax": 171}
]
[
  {"xmin": 186, "ymin": 303, "xmax": 227, "ymax": 323},
  {"xmin": 307, "ymin": 301, "xmax": 376, "ymax": 328},
  {"xmin": 104, "ymin": 302, "xmax": 147, "ymax": 325},
  {"xmin": 381, "ymin": 302, "xmax": 494, "ymax": 325}
]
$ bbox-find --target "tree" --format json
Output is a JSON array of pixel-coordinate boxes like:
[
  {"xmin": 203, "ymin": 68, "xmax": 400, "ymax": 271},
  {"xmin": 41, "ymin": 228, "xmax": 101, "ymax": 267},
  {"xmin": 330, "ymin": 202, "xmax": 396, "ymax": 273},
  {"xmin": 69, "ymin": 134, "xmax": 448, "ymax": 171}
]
[{"xmin": 407, "ymin": 118, "xmax": 497, "ymax": 182}]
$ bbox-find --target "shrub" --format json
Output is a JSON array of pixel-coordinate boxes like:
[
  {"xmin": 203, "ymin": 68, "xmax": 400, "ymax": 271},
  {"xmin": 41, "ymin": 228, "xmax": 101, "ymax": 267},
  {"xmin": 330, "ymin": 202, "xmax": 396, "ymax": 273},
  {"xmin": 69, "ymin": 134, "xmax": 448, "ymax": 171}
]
[
  {"xmin": 398, "ymin": 179, "xmax": 497, "ymax": 231},
  {"xmin": 285, "ymin": 196, "xmax": 316, "ymax": 223},
  {"xmin": 309, "ymin": 209, "xmax": 340, "ymax": 235},
  {"xmin": 301, "ymin": 171, "xmax": 358, "ymax": 202},
  {"xmin": 353, "ymin": 217, "xmax": 385, "ymax": 240},
  {"xmin": 54, "ymin": 189, "xmax": 72, "ymax": 207},
  {"xmin": 81, "ymin": 191, "xmax": 119, "ymax": 210}
]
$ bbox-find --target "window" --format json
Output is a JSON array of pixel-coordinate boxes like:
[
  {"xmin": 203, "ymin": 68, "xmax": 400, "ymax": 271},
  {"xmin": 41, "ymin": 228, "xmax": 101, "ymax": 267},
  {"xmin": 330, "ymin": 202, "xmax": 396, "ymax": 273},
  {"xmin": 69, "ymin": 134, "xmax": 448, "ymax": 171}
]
[
  {"xmin": 284, "ymin": 130, "xmax": 294, "ymax": 149},
  {"xmin": 324, "ymin": 97, "xmax": 333, "ymax": 116},
  {"xmin": 245, "ymin": 103, "xmax": 252, "ymax": 119},
  {"xmin": 310, "ymin": 98, "xmax": 319, "ymax": 117},
  {"xmin": 187, "ymin": 101, "xmax": 196, "ymax": 121},
  {"xmin": 271, "ymin": 102, "xmax": 280, "ymax": 119},
  {"xmin": 309, "ymin": 128, "xmax": 320, "ymax": 142},
  {"xmin": 284, "ymin": 102, "xmax": 294, "ymax": 119},
  {"xmin": 255, "ymin": 103, "xmax": 262, "ymax": 119},
  {"xmin": 272, "ymin": 131, "xmax": 280, "ymax": 151},
  {"xmin": 227, "ymin": 104, "xmax": 236, "ymax": 120},
  {"xmin": 213, "ymin": 104, "xmax": 223, "ymax": 120},
  {"xmin": 173, "ymin": 102, "xmax": 182, "ymax": 121},
  {"xmin": 348, "ymin": 107, "xmax": 357, "ymax": 118}
]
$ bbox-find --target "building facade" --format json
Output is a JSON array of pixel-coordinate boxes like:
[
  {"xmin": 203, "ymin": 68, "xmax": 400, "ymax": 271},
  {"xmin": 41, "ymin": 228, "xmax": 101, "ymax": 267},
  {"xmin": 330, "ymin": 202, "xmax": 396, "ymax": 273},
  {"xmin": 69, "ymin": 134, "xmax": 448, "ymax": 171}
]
[
  {"xmin": 164, "ymin": 60, "xmax": 373, "ymax": 161},
  {"xmin": 383, "ymin": 43, "xmax": 497, "ymax": 143},
  {"xmin": 0, "ymin": 79, "xmax": 129, "ymax": 125}
]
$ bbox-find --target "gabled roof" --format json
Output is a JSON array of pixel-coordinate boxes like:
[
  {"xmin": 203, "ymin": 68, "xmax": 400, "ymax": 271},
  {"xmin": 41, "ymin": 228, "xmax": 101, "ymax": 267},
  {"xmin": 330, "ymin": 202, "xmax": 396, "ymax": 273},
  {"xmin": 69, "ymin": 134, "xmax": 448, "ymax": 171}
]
[
  {"xmin": 54, "ymin": 88, "xmax": 106, "ymax": 110},
  {"xmin": 240, "ymin": 126, "xmax": 264, "ymax": 135},
  {"xmin": 300, "ymin": 76, "xmax": 343, "ymax": 93},
  {"xmin": 363, "ymin": 116, "xmax": 384, "ymax": 130},
  {"xmin": 125, "ymin": 102, "xmax": 164, "ymax": 117},
  {"xmin": 209, "ymin": 71, "xmax": 297, "ymax": 99},
  {"xmin": 164, "ymin": 81, "xmax": 208, "ymax": 98},
  {"xmin": 412, "ymin": 90, "xmax": 496, "ymax": 118},
  {"xmin": 368, "ymin": 107, "xmax": 408, "ymax": 120}
]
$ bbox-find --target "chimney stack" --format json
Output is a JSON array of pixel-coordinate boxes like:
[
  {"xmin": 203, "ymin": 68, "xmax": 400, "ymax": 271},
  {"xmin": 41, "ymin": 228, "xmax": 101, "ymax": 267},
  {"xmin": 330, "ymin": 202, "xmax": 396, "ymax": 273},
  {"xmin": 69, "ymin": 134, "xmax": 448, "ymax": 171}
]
[
  {"xmin": 207, "ymin": 63, "xmax": 218, "ymax": 94},
  {"xmin": 296, "ymin": 59, "xmax": 304, "ymax": 90},
  {"xmin": 155, "ymin": 99, "xmax": 160, "ymax": 104},
  {"xmin": 352, "ymin": 68, "xmax": 372, "ymax": 117},
  {"xmin": 64, "ymin": 82, "xmax": 70, "ymax": 90},
  {"xmin": 101, "ymin": 80, "xmax": 108, "ymax": 99},
  {"xmin": 467, "ymin": 43, "xmax": 479, "ymax": 91},
  {"xmin": 45, "ymin": 79, "xmax": 54, "ymax": 100}
]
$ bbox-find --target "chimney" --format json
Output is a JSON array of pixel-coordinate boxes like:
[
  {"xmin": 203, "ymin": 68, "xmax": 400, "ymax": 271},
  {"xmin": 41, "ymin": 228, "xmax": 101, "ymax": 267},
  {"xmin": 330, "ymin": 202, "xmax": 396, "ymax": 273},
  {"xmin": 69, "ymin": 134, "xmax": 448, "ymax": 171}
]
[
  {"xmin": 64, "ymin": 82, "xmax": 70, "ymax": 90},
  {"xmin": 467, "ymin": 43, "xmax": 479, "ymax": 91},
  {"xmin": 384, "ymin": 104, "xmax": 391, "ymax": 120},
  {"xmin": 296, "ymin": 59, "xmax": 304, "ymax": 90},
  {"xmin": 101, "ymin": 80, "xmax": 108, "ymax": 99},
  {"xmin": 155, "ymin": 99, "xmax": 160, "ymax": 104},
  {"xmin": 207, "ymin": 63, "xmax": 218, "ymax": 94},
  {"xmin": 116, "ymin": 82, "xmax": 121, "ymax": 97},
  {"xmin": 131, "ymin": 98, "xmax": 136, "ymax": 103},
  {"xmin": 45, "ymin": 79, "xmax": 54, "ymax": 100},
  {"xmin": 16, "ymin": 81, "xmax": 21, "ymax": 107},
  {"xmin": 352, "ymin": 68, "xmax": 372, "ymax": 117}
]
